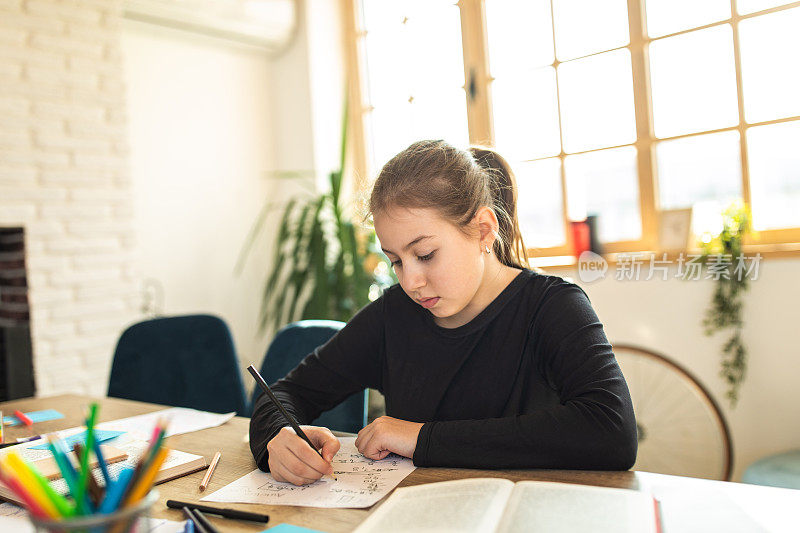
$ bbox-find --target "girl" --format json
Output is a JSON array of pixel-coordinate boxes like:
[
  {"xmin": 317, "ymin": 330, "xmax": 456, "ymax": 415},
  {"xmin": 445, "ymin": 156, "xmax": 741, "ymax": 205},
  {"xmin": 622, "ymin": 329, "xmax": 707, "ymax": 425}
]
[{"xmin": 250, "ymin": 140, "xmax": 637, "ymax": 485}]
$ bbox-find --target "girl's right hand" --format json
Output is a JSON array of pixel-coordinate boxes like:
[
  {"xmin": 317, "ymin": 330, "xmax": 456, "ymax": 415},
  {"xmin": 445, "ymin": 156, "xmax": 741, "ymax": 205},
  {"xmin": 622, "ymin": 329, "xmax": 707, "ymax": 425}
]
[{"xmin": 266, "ymin": 425, "xmax": 340, "ymax": 486}]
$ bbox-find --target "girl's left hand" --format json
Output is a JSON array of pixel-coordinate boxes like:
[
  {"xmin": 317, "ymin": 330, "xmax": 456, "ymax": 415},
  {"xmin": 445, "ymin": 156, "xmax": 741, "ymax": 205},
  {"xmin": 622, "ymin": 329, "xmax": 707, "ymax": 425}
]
[{"xmin": 355, "ymin": 416, "xmax": 424, "ymax": 460}]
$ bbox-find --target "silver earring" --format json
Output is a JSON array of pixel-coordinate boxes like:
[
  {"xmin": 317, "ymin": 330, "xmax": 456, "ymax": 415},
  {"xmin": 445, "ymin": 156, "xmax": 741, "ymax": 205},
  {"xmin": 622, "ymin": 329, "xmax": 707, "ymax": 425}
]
[{"xmin": 484, "ymin": 245, "xmax": 491, "ymax": 254}]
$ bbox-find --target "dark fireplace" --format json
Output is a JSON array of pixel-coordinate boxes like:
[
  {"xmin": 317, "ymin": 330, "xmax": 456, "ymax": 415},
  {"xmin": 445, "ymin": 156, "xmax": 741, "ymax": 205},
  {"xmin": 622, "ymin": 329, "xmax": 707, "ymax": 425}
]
[{"xmin": 0, "ymin": 227, "xmax": 35, "ymax": 401}]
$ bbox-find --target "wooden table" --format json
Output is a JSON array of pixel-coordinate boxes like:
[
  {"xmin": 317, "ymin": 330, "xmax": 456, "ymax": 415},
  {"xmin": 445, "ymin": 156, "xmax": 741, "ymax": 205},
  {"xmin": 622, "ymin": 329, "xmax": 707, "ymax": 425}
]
[{"xmin": 2, "ymin": 395, "xmax": 796, "ymax": 532}]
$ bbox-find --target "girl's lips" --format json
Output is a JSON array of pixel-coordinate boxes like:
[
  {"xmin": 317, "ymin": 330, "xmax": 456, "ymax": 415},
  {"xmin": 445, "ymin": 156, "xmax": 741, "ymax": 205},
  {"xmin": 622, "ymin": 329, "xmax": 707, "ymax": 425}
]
[{"xmin": 417, "ymin": 297, "xmax": 440, "ymax": 309}]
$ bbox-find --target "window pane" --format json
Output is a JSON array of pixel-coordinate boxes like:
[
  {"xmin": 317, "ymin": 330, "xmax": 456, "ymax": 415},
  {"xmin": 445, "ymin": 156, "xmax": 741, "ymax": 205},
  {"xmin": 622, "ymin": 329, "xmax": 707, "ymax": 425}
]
[
  {"xmin": 645, "ymin": 0, "xmax": 731, "ymax": 38},
  {"xmin": 492, "ymin": 67, "xmax": 561, "ymax": 161},
  {"xmin": 565, "ymin": 146, "xmax": 641, "ymax": 242},
  {"xmin": 747, "ymin": 120, "xmax": 800, "ymax": 230},
  {"xmin": 486, "ymin": 0, "xmax": 553, "ymax": 72},
  {"xmin": 362, "ymin": 0, "xmax": 468, "ymax": 169},
  {"xmin": 656, "ymin": 131, "xmax": 742, "ymax": 210},
  {"xmin": 552, "ymin": 0, "xmax": 629, "ymax": 61},
  {"xmin": 739, "ymin": 7, "xmax": 800, "ymax": 123},
  {"xmin": 516, "ymin": 158, "xmax": 566, "ymax": 248},
  {"xmin": 737, "ymin": 0, "xmax": 795, "ymax": 15},
  {"xmin": 558, "ymin": 49, "xmax": 636, "ymax": 153},
  {"xmin": 650, "ymin": 25, "xmax": 739, "ymax": 138}
]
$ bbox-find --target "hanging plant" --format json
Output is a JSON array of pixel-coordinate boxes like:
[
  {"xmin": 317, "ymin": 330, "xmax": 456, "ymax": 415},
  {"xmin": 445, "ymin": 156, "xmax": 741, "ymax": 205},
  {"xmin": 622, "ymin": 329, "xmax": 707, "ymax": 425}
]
[{"xmin": 698, "ymin": 200, "xmax": 754, "ymax": 407}]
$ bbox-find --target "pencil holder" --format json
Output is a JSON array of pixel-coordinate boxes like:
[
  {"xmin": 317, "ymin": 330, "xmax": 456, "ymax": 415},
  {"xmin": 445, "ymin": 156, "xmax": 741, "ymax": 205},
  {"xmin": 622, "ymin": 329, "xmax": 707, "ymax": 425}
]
[{"xmin": 27, "ymin": 490, "xmax": 159, "ymax": 533}]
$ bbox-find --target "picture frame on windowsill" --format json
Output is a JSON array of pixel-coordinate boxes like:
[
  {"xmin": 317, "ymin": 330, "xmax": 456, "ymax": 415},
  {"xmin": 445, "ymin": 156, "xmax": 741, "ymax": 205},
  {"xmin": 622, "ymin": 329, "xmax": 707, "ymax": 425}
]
[{"xmin": 658, "ymin": 208, "xmax": 693, "ymax": 252}]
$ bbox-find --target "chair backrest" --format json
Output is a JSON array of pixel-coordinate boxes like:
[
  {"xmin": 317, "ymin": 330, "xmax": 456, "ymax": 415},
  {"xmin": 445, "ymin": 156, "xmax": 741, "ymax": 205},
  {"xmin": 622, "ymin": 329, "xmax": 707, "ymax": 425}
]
[
  {"xmin": 251, "ymin": 319, "xmax": 368, "ymax": 433},
  {"xmin": 108, "ymin": 314, "xmax": 249, "ymax": 416}
]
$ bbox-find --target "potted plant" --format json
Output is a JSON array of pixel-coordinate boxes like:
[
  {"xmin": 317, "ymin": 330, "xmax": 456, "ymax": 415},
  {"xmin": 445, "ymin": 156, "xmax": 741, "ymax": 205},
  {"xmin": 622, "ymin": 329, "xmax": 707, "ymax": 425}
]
[{"xmin": 237, "ymin": 103, "xmax": 393, "ymax": 334}]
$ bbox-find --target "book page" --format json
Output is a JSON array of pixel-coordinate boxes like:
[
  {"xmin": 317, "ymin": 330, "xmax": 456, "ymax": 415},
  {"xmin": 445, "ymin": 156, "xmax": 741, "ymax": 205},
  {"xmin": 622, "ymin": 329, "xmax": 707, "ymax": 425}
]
[
  {"xmin": 202, "ymin": 437, "xmax": 415, "ymax": 508},
  {"xmin": 354, "ymin": 478, "xmax": 515, "ymax": 533},
  {"xmin": 496, "ymin": 481, "xmax": 656, "ymax": 533}
]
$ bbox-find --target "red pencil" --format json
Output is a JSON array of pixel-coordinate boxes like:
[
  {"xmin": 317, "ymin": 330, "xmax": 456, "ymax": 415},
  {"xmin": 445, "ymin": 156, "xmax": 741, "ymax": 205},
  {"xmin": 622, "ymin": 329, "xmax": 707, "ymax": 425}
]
[
  {"xmin": 0, "ymin": 467, "xmax": 50, "ymax": 519},
  {"xmin": 13, "ymin": 410, "xmax": 32, "ymax": 427}
]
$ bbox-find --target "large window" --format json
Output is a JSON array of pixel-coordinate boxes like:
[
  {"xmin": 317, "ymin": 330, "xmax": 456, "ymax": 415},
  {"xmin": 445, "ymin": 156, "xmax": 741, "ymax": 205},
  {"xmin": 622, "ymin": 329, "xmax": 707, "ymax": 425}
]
[{"xmin": 346, "ymin": 0, "xmax": 800, "ymax": 258}]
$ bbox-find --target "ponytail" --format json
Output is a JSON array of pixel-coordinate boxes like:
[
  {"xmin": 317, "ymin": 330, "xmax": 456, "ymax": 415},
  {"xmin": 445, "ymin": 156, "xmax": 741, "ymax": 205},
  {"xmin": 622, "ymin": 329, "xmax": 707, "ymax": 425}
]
[{"xmin": 469, "ymin": 146, "xmax": 529, "ymax": 270}]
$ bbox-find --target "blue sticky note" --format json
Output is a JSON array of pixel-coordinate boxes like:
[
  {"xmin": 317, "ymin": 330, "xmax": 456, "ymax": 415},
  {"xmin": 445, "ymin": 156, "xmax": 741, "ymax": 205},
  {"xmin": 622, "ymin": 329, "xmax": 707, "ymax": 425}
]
[
  {"xmin": 29, "ymin": 430, "xmax": 125, "ymax": 450},
  {"xmin": 262, "ymin": 525, "xmax": 326, "ymax": 533},
  {"xmin": 3, "ymin": 409, "xmax": 64, "ymax": 426}
]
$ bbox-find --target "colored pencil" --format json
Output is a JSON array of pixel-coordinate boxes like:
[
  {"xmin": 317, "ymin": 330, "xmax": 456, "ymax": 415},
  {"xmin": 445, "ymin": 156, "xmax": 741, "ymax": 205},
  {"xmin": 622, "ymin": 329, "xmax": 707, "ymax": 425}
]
[
  {"xmin": 6, "ymin": 451, "xmax": 75, "ymax": 517},
  {"xmin": 98, "ymin": 467, "xmax": 135, "ymax": 514},
  {"xmin": 75, "ymin": 403, "xmax": 98, "ymax": 513},
  {"xmin": 72, "ymin": 443, "xmax": 96, "ymax": 513},
  {"xmin": 92, "ymin": 438, "xmax": 112, "ymax": 487},
  {"xmin": 122, "ymin": 446, "xmax": 168, "ymax": 508},
  {"xmin": 46, "ymin": 435, "xmax": 86, "ymax": 514},
  {"xmin": 0, "ymin": 410, "xmax": 3, "ymax": 443},
  {"xmin": 0, "ymin": 453, "xmax": 61, "ymax": 519},
  {"xmin": 0, "ymin": 464, "xmax": 52, "ymax": 519}
]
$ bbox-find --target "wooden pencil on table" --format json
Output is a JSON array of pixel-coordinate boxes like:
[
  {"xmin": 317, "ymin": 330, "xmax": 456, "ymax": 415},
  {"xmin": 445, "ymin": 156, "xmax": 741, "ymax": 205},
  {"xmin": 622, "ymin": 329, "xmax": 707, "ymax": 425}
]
[{"xmin": 199, "ymin": 451, "xmax": 221, "ymax": 491}]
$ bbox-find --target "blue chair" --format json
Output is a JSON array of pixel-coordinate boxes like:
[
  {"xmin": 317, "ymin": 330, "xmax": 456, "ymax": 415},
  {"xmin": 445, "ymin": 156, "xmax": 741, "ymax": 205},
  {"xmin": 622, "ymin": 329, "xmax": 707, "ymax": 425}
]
[
  {"xmin": 250, "ymin": 320, "xmax": 368, "ymax": 433},
  {"xmin": 743, "ymin": 450, "xmax": 800, "ymax": 490},
  {"xmin": 108, "ymin": 314, "xmax": 249, "ymax": 415}
]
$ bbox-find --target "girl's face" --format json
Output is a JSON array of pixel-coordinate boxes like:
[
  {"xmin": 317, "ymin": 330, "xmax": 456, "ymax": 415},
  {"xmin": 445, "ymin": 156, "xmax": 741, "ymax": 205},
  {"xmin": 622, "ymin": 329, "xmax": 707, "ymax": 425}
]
[{"xmin": 373, "ymin": 206, "xmax": 487, "ymax": 322}]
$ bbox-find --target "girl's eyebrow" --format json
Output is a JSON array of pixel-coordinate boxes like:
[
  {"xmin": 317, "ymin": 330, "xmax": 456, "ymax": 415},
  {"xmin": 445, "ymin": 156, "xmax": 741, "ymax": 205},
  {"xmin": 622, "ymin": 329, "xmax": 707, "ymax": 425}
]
[{"xmin": 381, "ymin": 235, "xmax": 434, "ymax": 255}]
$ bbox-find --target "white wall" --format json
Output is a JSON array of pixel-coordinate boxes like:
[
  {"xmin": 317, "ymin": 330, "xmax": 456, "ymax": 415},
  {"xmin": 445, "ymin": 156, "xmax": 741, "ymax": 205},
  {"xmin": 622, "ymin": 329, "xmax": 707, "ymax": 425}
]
[
  {"xmin": 550, "ymin": 257, "xmax": 800, "ymax": 481},
  {"xmin": 0, "ymin": 0, "xmax": 140, "ymax": 395},
  {"xmin": 121, "ymin": 21, "xmax": 275, "ymax": 371}
]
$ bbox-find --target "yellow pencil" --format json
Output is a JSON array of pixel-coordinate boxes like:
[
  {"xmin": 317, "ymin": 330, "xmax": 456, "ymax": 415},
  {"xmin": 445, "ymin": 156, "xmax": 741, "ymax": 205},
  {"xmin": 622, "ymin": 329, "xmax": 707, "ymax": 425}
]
[
  {"xmin": 6, "ymin": 451, "xmax": 74, "ymax": 517},
  {"xmin": 122, "ymin": 446, "xmax": 169, "ymax": 507},
  {"xmin": 1, "ymin": 453, "xmax": 61, "ymax": 519}
]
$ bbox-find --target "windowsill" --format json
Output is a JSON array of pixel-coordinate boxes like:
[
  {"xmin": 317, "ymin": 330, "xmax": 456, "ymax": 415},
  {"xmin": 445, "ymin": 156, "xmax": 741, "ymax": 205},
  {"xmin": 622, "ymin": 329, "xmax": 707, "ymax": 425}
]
[{"xmin": 530, "ymin": 242, "xmax": 800, "ymax": 271}]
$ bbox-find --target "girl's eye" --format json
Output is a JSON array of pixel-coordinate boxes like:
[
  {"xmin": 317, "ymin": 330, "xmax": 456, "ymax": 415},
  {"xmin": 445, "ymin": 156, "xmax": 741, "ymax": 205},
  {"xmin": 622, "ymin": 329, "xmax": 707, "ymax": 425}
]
[
  {"xmin": 391, "ymin": 259, "xmax": 402, "ymax": 268},
  {"xmin": 418, "ymin": 251, "xmax": 435, "ymax": 262}
]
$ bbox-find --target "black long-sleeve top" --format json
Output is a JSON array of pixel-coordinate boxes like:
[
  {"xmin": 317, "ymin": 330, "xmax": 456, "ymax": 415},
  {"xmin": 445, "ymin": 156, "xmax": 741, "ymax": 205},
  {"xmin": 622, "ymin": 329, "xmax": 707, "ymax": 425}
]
[{"xmin": 249, "ymin": 269, "xmax": 637, "ymax": 471}]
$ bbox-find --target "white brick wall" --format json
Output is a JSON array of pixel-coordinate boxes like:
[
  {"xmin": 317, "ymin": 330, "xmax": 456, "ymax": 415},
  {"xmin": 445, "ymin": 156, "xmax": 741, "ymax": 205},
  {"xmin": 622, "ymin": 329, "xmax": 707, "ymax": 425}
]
[{"xmin": 0, "ymin": 0, "xmax": 139, "ymax": 396}]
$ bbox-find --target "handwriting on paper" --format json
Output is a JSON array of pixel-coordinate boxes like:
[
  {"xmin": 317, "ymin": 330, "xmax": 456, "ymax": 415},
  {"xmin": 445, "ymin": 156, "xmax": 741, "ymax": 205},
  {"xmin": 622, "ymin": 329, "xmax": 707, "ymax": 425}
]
[{"xmin": 201, "ymin": 437, "xmax": 416, "ymax": 508}]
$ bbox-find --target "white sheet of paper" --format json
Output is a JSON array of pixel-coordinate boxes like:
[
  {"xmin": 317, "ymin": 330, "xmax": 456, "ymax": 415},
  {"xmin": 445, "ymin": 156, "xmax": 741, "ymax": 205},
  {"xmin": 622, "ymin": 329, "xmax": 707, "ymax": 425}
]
[
  {"xmin": 201, "ymin": 437, "xmax": 416, "ymax": 508},
  {"xmin": 96, "ymin": 407, "xmax": 235, "ymax": 439}
]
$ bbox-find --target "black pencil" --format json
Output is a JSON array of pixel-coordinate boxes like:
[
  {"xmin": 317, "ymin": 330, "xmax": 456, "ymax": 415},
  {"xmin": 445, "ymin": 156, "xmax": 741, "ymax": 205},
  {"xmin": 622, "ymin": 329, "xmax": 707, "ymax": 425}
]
[
  {"xmin": 246, "ymin": 365, "xmax": 337, "ymax": 481},
  {"xmin": 182, "ymin": 506, "xmax": 210, "ymax": 533},
  {"xmin": 192, "ymin": 509, "xmax": 221, "ymax": 533},
  {"xmin": 166, "ymin": 499, "xmax": 269, "ymax": 523}
]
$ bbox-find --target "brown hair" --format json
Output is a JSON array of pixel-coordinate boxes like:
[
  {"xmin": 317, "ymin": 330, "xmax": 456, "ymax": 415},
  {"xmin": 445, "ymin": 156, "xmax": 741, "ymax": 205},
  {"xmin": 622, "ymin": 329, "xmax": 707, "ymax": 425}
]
[{"xmin": 368, "ymin": 140, "xmax": 529, "ymax": 270}]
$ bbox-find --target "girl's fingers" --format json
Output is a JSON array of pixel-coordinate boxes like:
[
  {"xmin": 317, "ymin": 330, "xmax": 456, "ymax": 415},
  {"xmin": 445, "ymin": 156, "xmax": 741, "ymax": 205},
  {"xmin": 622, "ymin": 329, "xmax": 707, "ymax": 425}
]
[
  {"xmin": 356, "ymin": 429, "xmax": 382, "ymax": 459},
  {"xmin": 284, "ymin": 442, "xmax": 330, "ymax": 478},
  {"xmin": 320, "ymin": 437, "xmax": 341, "ymax": 464},
  {"xmin": 272, "ymin": 460, "xmax": 317, "ymax": 486},
  {"xmin": 307, "ymin": 428, "xmax": 341, "ymax": 464},
  {"xmin": 355, "ymin": 423, "xmax": 373, "ymax": 451}
]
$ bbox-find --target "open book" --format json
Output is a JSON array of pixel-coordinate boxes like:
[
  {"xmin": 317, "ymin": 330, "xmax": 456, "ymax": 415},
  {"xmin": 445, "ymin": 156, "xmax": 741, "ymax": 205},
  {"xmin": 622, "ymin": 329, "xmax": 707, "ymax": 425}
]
[{"xmin": 354, "ymin": 478, "xmax": 660, "ymax": 533}]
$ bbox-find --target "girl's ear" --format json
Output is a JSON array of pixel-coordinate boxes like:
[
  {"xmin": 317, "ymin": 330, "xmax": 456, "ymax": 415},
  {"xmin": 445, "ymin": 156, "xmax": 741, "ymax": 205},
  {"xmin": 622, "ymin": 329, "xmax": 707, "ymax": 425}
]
[{"xmin": 473, "ymin": 206, "xmax": 499, "ymax": 245}]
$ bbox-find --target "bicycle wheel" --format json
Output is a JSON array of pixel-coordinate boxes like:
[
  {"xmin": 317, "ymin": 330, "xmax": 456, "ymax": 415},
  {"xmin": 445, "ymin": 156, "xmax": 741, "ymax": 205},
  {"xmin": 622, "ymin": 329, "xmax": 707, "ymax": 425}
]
[{"xmin": 613, "ymin": 344, "xmax": 733, "ymax": 481}]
